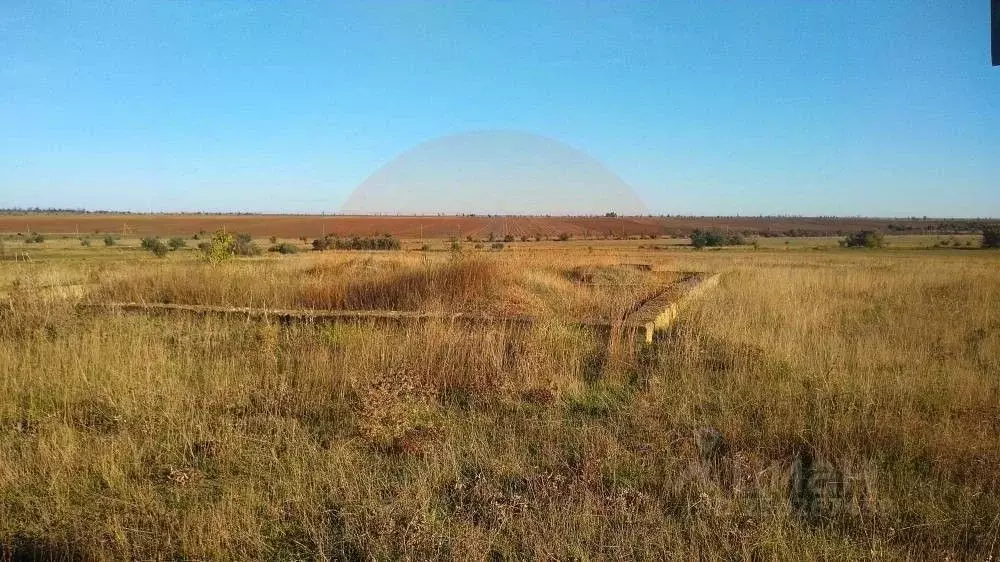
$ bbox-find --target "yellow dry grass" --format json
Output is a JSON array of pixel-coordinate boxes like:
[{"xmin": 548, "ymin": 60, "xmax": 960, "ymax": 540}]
[{"xmin": 1, "ymin": 241, "xmax": 999, "ymax": 559}]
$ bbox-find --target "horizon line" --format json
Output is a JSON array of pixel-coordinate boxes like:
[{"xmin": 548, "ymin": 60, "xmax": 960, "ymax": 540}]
[{"xmin": 1, "ymin": 209, "xmax": 999, "ymax": 221}]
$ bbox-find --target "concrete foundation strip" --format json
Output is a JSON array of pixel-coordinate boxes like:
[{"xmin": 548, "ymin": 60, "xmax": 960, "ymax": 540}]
[{"xmin": 76, "ymin": 273, "xmax": 721, "ymax": 343}]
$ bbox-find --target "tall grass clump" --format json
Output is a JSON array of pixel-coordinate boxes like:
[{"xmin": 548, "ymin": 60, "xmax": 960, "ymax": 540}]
[{"xmin": 313, "ymin": 255, "xmax": 510, "ymax": 311}]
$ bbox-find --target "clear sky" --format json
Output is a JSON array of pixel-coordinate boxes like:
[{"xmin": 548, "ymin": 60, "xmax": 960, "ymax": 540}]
[{"xmin": 1, "ymin": 1, "xmax": 997, "ymax": 216}]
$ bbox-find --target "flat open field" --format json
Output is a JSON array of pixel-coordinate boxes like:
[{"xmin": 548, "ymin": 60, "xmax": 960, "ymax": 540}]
[
  {"xmin": 0, "ymin": 213, "xmax": 990, "ymax": 240},
  {"xmin": 2, "ymin": 237, "xmax": 999, "ymax": 559}
]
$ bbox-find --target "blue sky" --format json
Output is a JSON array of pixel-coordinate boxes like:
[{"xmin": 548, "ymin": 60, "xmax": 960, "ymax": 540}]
[{"xmin": 0, "ymin": 1, "xmax": 997, "ymax": 216}]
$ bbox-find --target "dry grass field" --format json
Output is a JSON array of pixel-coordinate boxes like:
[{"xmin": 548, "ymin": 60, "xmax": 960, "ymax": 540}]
[{"xmin": 1, "ymin": 233, "xmax": 999, "ymax": 559}]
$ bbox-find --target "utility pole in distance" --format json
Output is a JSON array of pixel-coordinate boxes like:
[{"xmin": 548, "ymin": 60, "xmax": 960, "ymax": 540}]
[{"xmin": 993, "ymin": 0, "xmax": 999, "ymax": 65}]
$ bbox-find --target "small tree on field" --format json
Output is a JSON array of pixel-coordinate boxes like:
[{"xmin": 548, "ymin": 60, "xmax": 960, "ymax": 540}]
[
  {"xmin": 168, "ymin": 237, "xmax": 187, "ymax": 251},
  {"xmin": 202, "ymin": 230, "xmax": 235, "ymax": 263},
  {"xmin": 982, "ymin": 225, "xmax": 1000, "ymax": 248},
  {"xmin": 103, "ymin": 234, "xmax": 116, "ymax": 246}
]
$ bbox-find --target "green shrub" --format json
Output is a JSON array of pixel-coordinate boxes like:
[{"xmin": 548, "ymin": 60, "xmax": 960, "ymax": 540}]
[
  {"xmin": 311, "ymin": 234, "xmax": 400, "ymax": 251},
  {"xmin": 312, "ymin": 236, "xmax": 331, "ymax": 251},
  {"xmin": 152, "ymin": 242, "xmax": 169, "ymax": 257},
  {"xmin": 167, "ymin": 237, "xmax": 187, "ymax": 251},
  {"xmin": 24, "ymin": 232, "xmax": 44, "ymax": 244},
  {"xmin": 103, "ymin": 234, "xmax": 116, "ymax": 247},
  {"xmin": 840, "ymin": 230, "xmax": 884, "ymax": 248},
  {"xmin": 503, "ymin": 234, "xmax": 515, "ymax": 243},
  {"xmin": 233, "ymin": 233, "xmax": 262, "ymax": 256},
  {"xmin": 490, "ymin": 242, "xmax": 505, "ymax": 251},
  {"xmin": 450, "ymin": 241, "xmax": 461, "ymax": 252},
  {"xmin": 268, "ymin": 242, "xmax": 298, "ymax": 254},
  {"xmin": 690, "ymin": 229, "xmax": 746, "ymax": 249},
  {"xmin": 141, "ymin": 237, "xmax": 169, "ymax": 257},
  {"xmin": 80, "ymin": 238, "xmax": 91, "ymax": 247}
]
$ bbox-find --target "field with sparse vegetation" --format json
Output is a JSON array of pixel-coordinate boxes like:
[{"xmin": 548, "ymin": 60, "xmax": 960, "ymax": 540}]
[{"xmin": 1, "ymin": 228, "xmax": 999, "ymax": 559}]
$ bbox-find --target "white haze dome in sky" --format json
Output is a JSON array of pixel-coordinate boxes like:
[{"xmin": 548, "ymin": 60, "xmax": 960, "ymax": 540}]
[{"xmin": 342, "ymin": 131, "xmax": 649, "ymax": 215}]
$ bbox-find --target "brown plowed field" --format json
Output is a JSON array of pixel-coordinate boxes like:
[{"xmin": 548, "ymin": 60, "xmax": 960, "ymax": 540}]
[{"xmin": 0, "ymin": 214, "xmax": 982, "ymax": 239}]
